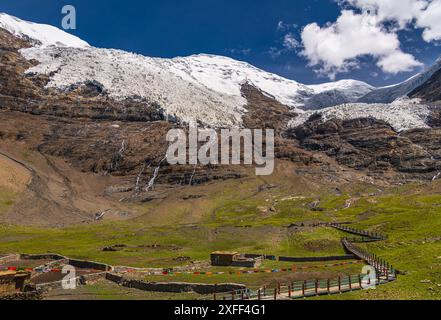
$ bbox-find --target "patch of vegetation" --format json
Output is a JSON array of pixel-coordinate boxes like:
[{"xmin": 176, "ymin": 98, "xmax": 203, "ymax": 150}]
[{"xmin": 0, "ymin": 188, "xmax": 15, "ymax": 215}]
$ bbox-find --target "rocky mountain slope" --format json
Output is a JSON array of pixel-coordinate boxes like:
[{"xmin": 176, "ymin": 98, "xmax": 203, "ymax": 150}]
[
  {"xmin": 409, "ymin": 67, "xmax": 441, "ymax": 103},
  {"xmin": 0, "ymin": 13, "xmax": 377, "ymax": 127},
  {"xmin": 3, "ymin": 12, "xmax": 440, "ymax": 130},
  {"xmin": 359, "ymin": 58, "xmax": 441, "ymax": 104},
  {"xmin": 2, "ymin": 12, "xmax": 441, "ymax": 226}
]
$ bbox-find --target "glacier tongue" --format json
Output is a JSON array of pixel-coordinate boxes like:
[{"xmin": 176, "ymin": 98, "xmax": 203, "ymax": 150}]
[
  {"xmin": 0, "ymin": 12, "xmax": 89, "ymax": 48},
  {"xmin": 22, "ymin": 47, "xmax": 247, "ymax": 128},
  {"xmin": 289, "ymin": 98, "xmax": 431, "ymax": 133}
]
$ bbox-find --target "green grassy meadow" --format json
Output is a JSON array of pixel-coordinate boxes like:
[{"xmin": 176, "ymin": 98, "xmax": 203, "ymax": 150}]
[{"xmin": 1, "ymin": 177, "xmax": 441, "ymax": 299}]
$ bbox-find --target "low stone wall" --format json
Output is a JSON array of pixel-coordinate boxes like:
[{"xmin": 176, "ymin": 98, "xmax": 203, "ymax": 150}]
[
  {"xmin": 68, "ymin": 259, "xmax": 112, "ymax": 272},
  {"xmin": 0, "ymin": 254, "xmax": 20, "ymax": 264},
  {"xmin": 35, "ymin": 272, "xmax": 107, "ymax": 291},
  {"xmin": 18, "ymin": 254, "xmax": 111, "ymax": 271},
  {"xmin": 0, "ymin": 291, "xmax": 43, "ymax": 301},
  {"xmin": 279, "ymin": 255, "xmax": 357, "ymax": 263},
  {"xmin": 243, "ymin": 253, "xmax": 356, "ymax": 263},
  {"xmin": 244, "ymin": 254, "xmax": 277, "ymax": 261},
  {"xmin": 231, "ymin": 260, "xmax": 261, "ymax": 268},
  {"xmin": 106, "ymin": 273, "xmax": 246, "ymax": 294},
  {"xmin": 20, "ymin": 254, "xmax": 67, "ymax": 261}
]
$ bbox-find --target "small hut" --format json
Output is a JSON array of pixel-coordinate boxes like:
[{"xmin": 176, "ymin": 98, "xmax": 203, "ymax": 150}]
[
  {"xmin": 211, "ymin": 252, "xmax": 262, "ymax": 268},
  {"xmin": 211, "ymin": 252, "xmax": 239, "ymax": 267}
]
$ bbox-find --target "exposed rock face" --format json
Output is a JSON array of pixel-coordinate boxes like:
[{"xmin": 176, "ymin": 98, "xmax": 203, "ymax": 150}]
[
  {"xmin": 2, "ymin": 22, "xmax": 441, "ymax": 200},
  {"xmin": 410, "ymin": 68, "xmax": 441, "ymax": 103},
  {"xmin": 288, "ymin": 114, "xmax": 441, "ymax": 179},
  {"xmin": 0, "ymin": 27, "xmax": 250, "ymax": 218}
]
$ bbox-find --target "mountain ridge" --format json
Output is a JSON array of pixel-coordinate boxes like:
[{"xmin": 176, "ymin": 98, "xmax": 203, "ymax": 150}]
[
  {"xmin": 0, "ymin": 13, "xmax": 375, "ymax": 118},
  {"xmin": 0, "ymin": 11, "xmax": 439, "ymax": 132}
]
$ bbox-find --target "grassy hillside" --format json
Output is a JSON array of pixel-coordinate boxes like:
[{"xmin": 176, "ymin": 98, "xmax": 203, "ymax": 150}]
[{"xmin": 1, "ymin": 176, "xmax": 441, "ymax": 299}]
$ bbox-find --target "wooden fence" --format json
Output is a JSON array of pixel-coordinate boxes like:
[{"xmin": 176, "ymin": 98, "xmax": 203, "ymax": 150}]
[
  {"xmin": 212, "ymin": 273, "xmax": 388, "ymax": 300},
  {"xmin": 211, "ymin": 223, "xmax": 396, "ymax": 300}
]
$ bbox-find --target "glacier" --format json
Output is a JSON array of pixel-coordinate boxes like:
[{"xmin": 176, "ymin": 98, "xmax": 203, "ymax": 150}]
[{"xmin": 0, "ymin": 12, "xmax": 437, "ymax": 131}]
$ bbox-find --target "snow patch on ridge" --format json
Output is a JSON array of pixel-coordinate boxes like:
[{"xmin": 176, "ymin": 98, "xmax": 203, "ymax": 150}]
[
  {"xmin": 0, "ymin": 12, "xmax": 89, "ymax": 48},
  {"xmin": 289, "ymin": 98, "xmax": 431, "ymax": 132},
  {"xmin": 359, "ymin": 58, "xmax": 441, "ymax": 104},
  {"xmin": 163, "ymin": 54, "xmax": 313, "ymax": 108}
]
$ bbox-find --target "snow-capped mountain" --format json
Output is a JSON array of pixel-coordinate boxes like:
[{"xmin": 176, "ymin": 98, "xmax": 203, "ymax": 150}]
[
  {"xmin": 162, "ymin": 55, "xmax": 374, "ymax": 110},
  {"xmin": 0, "ymin": 13, "xmax": 89, "ymax": 48},
  {"xmin": 358, "ymin": 58, "xmax": 441, "ymax": 104},
  {"xmin": 0, "ymin": 13, "xmax": 376, "ymax": 124},
  {"xmin": 0, "ymin": 12, "xmax": 437, "ymax": 131}
]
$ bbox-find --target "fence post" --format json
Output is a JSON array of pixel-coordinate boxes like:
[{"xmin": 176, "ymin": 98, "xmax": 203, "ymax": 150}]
[
  {"xmin": 241, "ymin": 291, "xmax": 245, "ymax": 300},
  {"xmin": 288, "ymin": 285, "xmax": 292, "ymax": 298},
  {"xmin": 274, "ymin": 288, "xmax": 277, "ymax": 300},
  {"xmin": 315, "ymin": 280, "xmax": 319, "ymax": 295},
  {"xmin": 302, "ymin": 281, "xmax": 306, "ymax": 296},
  {"xmin": 278, "ymin": 283, "xmax": 281, "ymax": 295},
  {"xmin": 349, "ymin": 276, "xmax": 352, "ymax": 291},
  {"xmin": 327, "ymin": 279, "xmax": 330, "ymax": 294},
  {"xmin": 358, "ymin": 275, "xmax": 362, "ymax": 288},
  {"xmin": 258, "ymin": 289, "xmax": 261, "ymax": 301},
  {"xmin": 338, "ymin": 276, "xmax": 341, "ymax": 292},
  {"xmin": 263, "ymin": 286, "xmax": 266, "ymax": 297}
]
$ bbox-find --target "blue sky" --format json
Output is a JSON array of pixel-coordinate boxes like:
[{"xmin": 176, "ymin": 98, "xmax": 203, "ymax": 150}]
[{"xmin": 1, "ymin": 0, "xmax": 440, "ymax": 86}]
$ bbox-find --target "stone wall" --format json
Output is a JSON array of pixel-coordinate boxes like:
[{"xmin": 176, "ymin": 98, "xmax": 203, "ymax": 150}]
[
  {"xmin": 0, "ymin": 291, "xmax": 43, "ymax": 300},
  {"xmin": 20, "ymin": 254, "xmax": 67, "ymax": 261},
  {"xmin": 244, "ymin": 254, "xmax": 277, "ymax": 261},
  {"xmin": 68, "ymin": 259, "xmax": 112, "ymax": 271},
  {"xmin": 106, "ymin": 273, "xmax": 246, "ymax": 294},
  {"xmin": 0, "ymin": 254, "xmax": 20, "ymax": 264},
  {"xmin": 243, "ymin": 253, "xmax": 356, "ymax": 263},
  {"xmin": 35, "ymin": 272, "xmax": 107, "ymax": 291},
  {"xmin": 278, "ymin": 255, "xmax": 357, "ymax": 263}
]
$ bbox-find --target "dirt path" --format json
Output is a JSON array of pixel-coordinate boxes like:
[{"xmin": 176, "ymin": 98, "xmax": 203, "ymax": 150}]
[
  {"xmin": 0, "ymin": 150, "xmax": 92, "ymax": 226},
  {"xmin": 0, "ymin": 152, "xmax": 32, "ymax": 193}
]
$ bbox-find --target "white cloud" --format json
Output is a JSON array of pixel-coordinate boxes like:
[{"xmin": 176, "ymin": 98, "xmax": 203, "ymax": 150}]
[
  {"xmin": 342, "ymin": 0, "xmax": 427, "ymax": 28},
  {"xmin": 377, "ymin": 51, "xmax": 423, "ymax": 73},
  {"xmin": 299, "ymin": 0, "xmax": 441, "ymax": 78},
  {"xmin": 267, "ymin": 32, "xmax": 300, "ymax": 60},
  {"xmin": 343, "ymin": 0, "xmax": 441, "ymax": 41},
  {"xmin": 300, "ymin": 10, "xmax": 422, "ymax": 79},
  {"xmin": 277, "ymin": 21, "xmax": 298, "ymax": 32},
  {"xmin": 225, "ymin": 48, "xmax": 252, "ymax": 56},
  {"xmin": 417, "ymin": 0, "xmax": 441, "ymax": 41},
  {"xmin": 283, "ymin": 33, "xmax": 300, "ymax": 50}
]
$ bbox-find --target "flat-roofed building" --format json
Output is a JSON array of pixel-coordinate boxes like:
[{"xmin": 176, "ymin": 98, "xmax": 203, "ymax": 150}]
[
  {"xmin": 211, "ymin": 252, "xmax": 262, "ymax": 268},
  {"xmin": 0, "ymin": 271, "xmax": 31, "ymax": 296}
]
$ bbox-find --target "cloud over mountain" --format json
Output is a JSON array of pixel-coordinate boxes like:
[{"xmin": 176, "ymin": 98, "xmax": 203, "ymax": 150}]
[{"xmin": 299, "ymin": 0, "xmax": 441, "ymax": 79}]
